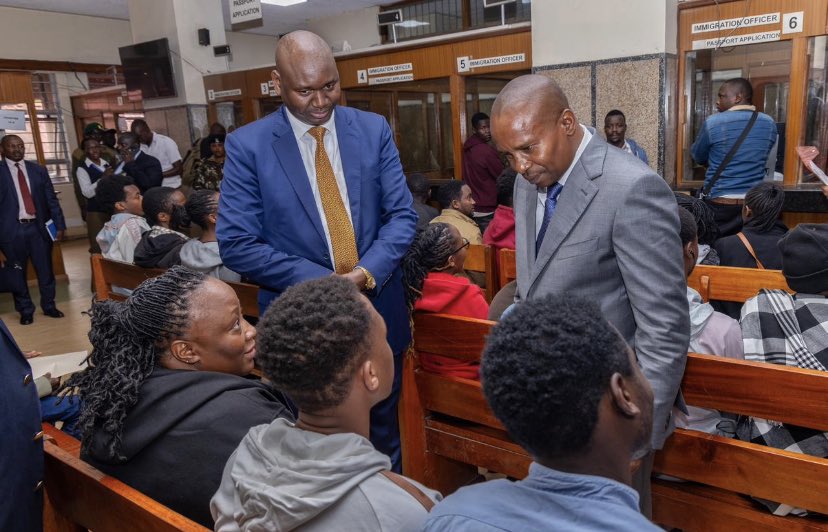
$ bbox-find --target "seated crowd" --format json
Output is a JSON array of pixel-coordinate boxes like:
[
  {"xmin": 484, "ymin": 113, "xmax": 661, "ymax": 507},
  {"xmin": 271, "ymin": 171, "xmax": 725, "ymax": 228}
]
[
  {"xmin": 8, "ymin": 68, "xmax": 828, "ymax": 531},
  {"xmin": 18, "ymin": 157, "xmax": 827, "ymax": 529}
]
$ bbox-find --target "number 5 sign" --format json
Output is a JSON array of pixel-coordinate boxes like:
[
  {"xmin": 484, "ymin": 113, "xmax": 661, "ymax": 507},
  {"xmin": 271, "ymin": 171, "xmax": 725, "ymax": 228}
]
[
  {"xmin": 782, "ymin": 11, "xmax": 804, "ymax": 34},
  {"xmin": 457, "ymin": 56, "xmax": 470, "ymax": 73}
]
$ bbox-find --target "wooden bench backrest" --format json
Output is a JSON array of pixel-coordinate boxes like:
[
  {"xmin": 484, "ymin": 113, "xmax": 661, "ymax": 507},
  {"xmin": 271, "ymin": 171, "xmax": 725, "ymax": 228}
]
[
  {"xmin": 499, "ymin": 248, "xmax": 516, "ymax": 289},
  {"xmin": 464, "ymin": 244, "xmax": 496, "ymax": 301},
  {"xmin": 91, "ymin": 255, "xmax": 261, "ymax": 317},
  {"xmin": 42, "ymin": 424, "xmax": 208, "ymax": 532},
  {"xmin": 498, "ymin": 252, "xmax": 790, "ymax": 305},
  {"xmin": 688, "ymin": 264, "xmax": 790, "ymax": 303},
  {"xmin": 406, "ymin": 313, "xmax": 828, "ymax": 519}
]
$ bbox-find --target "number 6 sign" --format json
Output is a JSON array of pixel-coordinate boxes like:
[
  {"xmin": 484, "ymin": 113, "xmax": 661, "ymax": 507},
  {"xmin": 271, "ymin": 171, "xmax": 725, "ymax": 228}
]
[{"xmin": 782, "ymin": 11, "xmax": 804, "ymax": 34}]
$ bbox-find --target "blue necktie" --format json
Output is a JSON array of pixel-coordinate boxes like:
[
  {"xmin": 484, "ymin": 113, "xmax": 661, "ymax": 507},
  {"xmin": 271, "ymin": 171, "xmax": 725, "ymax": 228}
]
[{"xmin": 536, "ymin": 182, "xmax": 563, "ymax": 256}]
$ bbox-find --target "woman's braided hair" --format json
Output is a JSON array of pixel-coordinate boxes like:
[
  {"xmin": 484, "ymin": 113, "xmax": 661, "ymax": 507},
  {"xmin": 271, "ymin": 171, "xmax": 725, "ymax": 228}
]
[
  {"xmin": 63, "ymin": 266, "xmax": 208, "ymax": 459},
  {"xmin": 744, "ymin": 182, "xmax": 784, "ymax": 233},
  {"xmin": 675, "ymin": 193, "xmax": 719, "ymax": 245},
  {"xmin": 401, "ymin": 222, "xmax": 456, "ymax": 314}
]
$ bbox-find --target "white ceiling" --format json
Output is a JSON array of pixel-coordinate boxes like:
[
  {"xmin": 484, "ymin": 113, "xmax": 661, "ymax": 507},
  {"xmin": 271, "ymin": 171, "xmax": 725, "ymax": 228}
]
[{"xmin": 0, "ymin": 0, "xmax": 391, "ymax": 36}]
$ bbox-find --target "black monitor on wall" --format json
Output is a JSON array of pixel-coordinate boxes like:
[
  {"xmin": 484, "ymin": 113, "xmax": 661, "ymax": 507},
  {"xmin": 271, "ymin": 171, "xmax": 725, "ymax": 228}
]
[{"xmin": 118, "ymin": 38, "xmax": 177, "ymax": 100}]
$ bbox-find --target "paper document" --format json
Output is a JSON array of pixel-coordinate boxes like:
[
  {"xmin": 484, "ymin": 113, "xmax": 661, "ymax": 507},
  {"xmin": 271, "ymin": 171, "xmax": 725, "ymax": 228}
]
[
  {"xmin": 27, "ymin": 351, "xmax": 88, "ymax": 379},
  {"xmin": 795, "ymin": 146, "xmax": 828, "ymax": 186}
]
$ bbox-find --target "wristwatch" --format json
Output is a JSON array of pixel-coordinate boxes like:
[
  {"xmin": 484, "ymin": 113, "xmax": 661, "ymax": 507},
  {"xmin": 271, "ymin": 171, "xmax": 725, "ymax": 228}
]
[{"xmin": 354, "ymin": 266, "xmax": 376, "ymax": 291}]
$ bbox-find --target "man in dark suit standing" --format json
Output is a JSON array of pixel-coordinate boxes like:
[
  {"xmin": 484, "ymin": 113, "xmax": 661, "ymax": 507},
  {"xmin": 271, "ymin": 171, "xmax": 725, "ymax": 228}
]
[
  {"xmin": 1, "ymin": 135, "xmax": 66, "ymax": 325},
  {"xmin": 116, "ymin": 132, "xmax": 163, "ymax": 193},
  {"xmin": 0, "ymin": 317, "xmax": 44, "ymax": 531},
  {"xmin": 217, "ymin": 30, "xmax": 417, "ymax": 471}
]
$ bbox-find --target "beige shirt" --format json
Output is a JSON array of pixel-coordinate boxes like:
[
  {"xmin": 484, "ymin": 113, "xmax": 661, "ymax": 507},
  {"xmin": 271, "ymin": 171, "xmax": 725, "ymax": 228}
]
[{"xmin": 430, "ymin": 208, "xmax": 483, "ymax": 245}]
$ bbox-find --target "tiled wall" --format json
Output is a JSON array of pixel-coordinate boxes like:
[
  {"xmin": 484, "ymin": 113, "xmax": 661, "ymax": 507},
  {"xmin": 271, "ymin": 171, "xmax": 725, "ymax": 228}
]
[{"xmin": 534, "ymin": 53, "xmax": 678, "ymax": 184}]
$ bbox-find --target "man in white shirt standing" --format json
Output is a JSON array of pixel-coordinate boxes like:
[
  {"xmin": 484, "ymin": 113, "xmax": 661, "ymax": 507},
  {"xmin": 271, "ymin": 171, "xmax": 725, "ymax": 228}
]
[{"xmin": 131, "ymin": 120, "xmax": 182, "ymax": 188}]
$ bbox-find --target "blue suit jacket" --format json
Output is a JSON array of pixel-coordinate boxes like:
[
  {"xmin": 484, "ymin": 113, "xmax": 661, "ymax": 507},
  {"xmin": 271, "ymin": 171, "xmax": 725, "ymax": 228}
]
[
  {"xmin": 0, "ymin": 160, "xmax": 66, "ymax": 257},
  {"xmin": 0, "ymin": 318, "xmax": 44, "ymax": 532},
  {"xmin": 217, "ymin": 106, "xmax": 417, "ymax": 353}
]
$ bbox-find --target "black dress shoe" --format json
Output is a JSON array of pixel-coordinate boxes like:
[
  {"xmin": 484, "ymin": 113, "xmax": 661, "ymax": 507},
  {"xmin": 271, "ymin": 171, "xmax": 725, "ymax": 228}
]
[
  {"xmin": 43, "ymin": 309, "xmax": 64, "ymax": 318},
  {"xmin": 20, "ymin": 315, "xmax": 33, "ymax": 325}
]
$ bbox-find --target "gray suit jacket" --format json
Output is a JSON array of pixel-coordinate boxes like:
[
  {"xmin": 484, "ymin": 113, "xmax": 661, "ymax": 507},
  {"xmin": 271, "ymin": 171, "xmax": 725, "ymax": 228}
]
[{"xmin": 514, "ymin": 132, "xmax": 689, "ymax": 449}]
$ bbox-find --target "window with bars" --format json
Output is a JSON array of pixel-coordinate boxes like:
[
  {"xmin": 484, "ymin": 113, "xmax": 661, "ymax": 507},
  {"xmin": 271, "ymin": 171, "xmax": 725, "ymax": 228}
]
[
  {"xmin": 380, "ymin": 0, "xmax": 531, "ymax": 43},
  {"xmin": 0, "ymin": 73, "xmax": 72, "ymax": 184}
]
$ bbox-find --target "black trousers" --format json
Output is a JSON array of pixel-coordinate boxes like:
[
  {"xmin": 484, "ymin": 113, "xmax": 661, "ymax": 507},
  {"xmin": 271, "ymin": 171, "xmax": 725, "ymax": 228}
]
[{"xmin": 11, "ymin": 222, "xmax": 56, "ymax": 316}]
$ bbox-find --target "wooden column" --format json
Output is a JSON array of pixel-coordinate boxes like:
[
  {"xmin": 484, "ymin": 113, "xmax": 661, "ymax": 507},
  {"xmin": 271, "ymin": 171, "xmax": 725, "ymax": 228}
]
[
  {"xmin": 783, "ymin": 36, "xmax": 809, "ymax": 185},
  {"xmin": 450, "ymin": 73, "xmax": 466, "ymax": 180}
]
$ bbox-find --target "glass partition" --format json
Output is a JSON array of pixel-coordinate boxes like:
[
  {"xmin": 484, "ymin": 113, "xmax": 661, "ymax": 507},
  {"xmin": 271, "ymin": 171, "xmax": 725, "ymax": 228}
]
[
  {"xmin": 804, "ymin": 36, "xmax": 828, "ymax": 183},
  {"xmin": 214, "ymin": 101, "xmax": 244, "ymax": 130},
  {"xmin": 683, "ymin": 40, "xmax": 791, "ymax": 182}
]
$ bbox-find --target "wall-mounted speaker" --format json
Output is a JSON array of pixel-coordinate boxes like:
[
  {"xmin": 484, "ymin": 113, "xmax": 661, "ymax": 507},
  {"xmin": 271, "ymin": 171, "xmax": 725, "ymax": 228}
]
[{"xmin": 198, "ymin": 28, "xmax": 210, "ymax": 46}]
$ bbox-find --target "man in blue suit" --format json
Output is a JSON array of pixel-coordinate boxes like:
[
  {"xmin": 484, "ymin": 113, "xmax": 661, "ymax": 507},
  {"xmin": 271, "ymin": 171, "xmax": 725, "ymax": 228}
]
[
  {"xmin": 1, "ymin": 135, "xmax": 66, "ymax": 325},
  {"xmin": 217, "ymin": 30, "xmax": 417, "ymax": 471},
  {"xmin": 0, "ymin": 317, "xmax": 44, "ymax": 532}
]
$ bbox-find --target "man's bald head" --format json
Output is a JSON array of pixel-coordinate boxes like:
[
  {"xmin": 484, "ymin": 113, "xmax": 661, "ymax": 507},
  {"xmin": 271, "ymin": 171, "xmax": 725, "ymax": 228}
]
[
  {"xmin": 492, "ymin": 74, "xmax": 570, "ymax": 125},
  {"xmin": 271, "ymin": 30, "xmax": 341, "ymax": 126},
  {"xmin": 490, "ymin": 74, "xmax": 583, "ymax": 188},
  {"xmin": 274, "ymin": 30, "xmax": 333, "ymax": 71}
]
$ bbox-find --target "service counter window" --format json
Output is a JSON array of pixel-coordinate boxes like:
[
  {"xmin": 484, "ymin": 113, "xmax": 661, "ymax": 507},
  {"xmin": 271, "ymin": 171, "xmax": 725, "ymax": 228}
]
[
  {"xmin": 398, "ymin": 92, "xmax": 439, "ymax": 172},
  {"xmin": 214, "ymin": 101, "xmax": 244, "ymax": 130},
  {"xmin": 344, "ymin": 80, "xmax": 453, "ymax": 177},
  {"xmin": 803, "ymin": 36, "xmax": 828, "ymax": 184},
  {"xmin": 683, "ymin": 40, "xmax": 791, "ymax": 183},
  {"xmin": 259, "ymin": 97, "xmax": 281, "ymax": 118}
]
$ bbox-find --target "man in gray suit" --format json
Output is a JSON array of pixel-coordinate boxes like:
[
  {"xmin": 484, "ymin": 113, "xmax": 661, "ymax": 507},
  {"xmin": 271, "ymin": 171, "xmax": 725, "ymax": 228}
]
[{"xmin": 490, "ymin": 75, "xmax": 689, "ymax": 516}]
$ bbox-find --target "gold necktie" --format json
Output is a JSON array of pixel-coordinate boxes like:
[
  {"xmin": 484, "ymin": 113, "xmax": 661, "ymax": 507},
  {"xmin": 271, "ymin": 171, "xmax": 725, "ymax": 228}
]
[{"xmin": 309, "ymin": 126, "xmax": 359, "ymax": 274}]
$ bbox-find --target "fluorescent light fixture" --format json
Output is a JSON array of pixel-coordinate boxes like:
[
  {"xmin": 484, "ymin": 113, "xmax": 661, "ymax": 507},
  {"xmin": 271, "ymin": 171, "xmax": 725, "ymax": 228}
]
[
  {"xmin": 261, "ymin": 0, "xmax": 307, "ymax": 6},
  {"xmin": 395, "ymin": 20, "xmax": 430, "ymax": 28}
]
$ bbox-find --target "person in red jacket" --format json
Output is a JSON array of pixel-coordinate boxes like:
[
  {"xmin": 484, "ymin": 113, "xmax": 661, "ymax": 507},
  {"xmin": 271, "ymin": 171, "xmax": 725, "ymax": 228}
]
[
  {"xmin": 402, "ymin": 222, "xmax": 489, "ymax": 379},
  {"xmin": 483, "ymin": 168, "xmax": 517, "ymax": 269}
]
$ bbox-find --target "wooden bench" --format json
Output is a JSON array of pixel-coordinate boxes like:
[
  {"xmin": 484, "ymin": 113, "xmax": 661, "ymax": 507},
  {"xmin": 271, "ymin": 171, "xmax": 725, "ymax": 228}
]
[
  {"xmin": 41, "ymin": 423, "xmax": 208, "ymax": 532},
  {"xmin": 464, "ymin": 244, "xmax": 497, "ymax": 301},
  {"xmin": 498, "ymin": 250, "xmax": 790, "ymax": 305},
  {"xmin": 688, "ymin": 264, "xmax": 791, "ymax": 303},
  {"xmin": 498, "ymin": 248, "xmax": 516, "ymax": 290},
  {"xmin": 401, "ymin": 313, "xmax": 828, "ymax": 530},
  {"xmin": 91, "ymin": 254, "xmax": 261, "ymax": 318}
]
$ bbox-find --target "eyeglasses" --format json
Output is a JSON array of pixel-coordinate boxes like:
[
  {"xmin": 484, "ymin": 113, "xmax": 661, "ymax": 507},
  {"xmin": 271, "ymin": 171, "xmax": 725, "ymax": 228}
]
[{"xmin": 450, "ymin": 237, "xmax": 470, "ymax": 255}]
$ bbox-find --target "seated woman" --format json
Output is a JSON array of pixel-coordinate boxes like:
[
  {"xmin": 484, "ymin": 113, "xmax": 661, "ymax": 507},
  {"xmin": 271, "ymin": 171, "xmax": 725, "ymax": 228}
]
[
  {"xmin": 738, "ymin": 224, "xmax": 828, "ymax": 516},
  {"xmin": 212, "ymin": 277, "xmax": 440, "ymax": 531},
  {"xmin": 180, "ymin": 189, "xmax": 241, "ymax": 282},
  {"xmin": 713, "ymin": 182, "xmax": 787, "ymax": 318},
  {"xmin": 675, "ymin": 193, "xmax": 720, "ymax": 265},
  {"xmin": 63, "ymin": 267, "xmax": 294, "ymax": 527},
  {"xmin": 402, "ymin": 222, "xmax": 488, "ymax": 379}
]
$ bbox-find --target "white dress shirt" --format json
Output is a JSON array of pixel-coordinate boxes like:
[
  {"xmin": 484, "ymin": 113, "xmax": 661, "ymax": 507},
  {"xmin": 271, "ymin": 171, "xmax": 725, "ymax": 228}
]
[
  {"xmin": 75, "ymin": 157, "xmax": 110, "ymax": 198},
  {"xmin": 285, "ymin": 109, "xmax": 353, "ymax": 264},
  {"xmin": 5, "ymin": 158, "xmax": 36, "ymax": 220},
  {"xmin": 140, "ymin": 132, "xmax": 181, "ymax": 188},
  {"xmin": 535, "ymin": 125, "xmax": 593, "ymax": 237}
]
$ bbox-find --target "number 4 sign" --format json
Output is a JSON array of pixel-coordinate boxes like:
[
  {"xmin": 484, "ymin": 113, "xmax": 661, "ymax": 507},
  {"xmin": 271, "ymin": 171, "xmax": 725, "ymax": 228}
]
[{"xmin": 782, "ymin": 11, "xmax": 803, "ymax": 34}]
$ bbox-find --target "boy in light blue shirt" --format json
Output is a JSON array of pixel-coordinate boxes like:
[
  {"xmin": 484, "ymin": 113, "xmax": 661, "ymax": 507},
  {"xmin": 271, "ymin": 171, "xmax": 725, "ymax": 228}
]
[{"xmin": 421, "ymin": 295, "xmax": 660, "ymax": 532}]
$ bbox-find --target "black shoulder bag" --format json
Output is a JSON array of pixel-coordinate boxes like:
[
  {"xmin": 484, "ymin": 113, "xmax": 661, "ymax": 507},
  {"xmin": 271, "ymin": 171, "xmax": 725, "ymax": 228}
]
[{"xmin": 698, "ymin": 110, "xmax": 758, "ymax": 199}]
